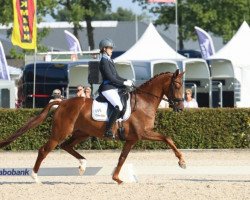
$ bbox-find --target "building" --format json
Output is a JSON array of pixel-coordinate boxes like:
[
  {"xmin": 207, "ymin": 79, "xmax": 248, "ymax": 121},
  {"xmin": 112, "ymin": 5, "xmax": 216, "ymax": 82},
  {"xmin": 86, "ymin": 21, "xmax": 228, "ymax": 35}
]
[{"xmin": 0, "ymin": 21, "xmax": 224, "ymax": 62}]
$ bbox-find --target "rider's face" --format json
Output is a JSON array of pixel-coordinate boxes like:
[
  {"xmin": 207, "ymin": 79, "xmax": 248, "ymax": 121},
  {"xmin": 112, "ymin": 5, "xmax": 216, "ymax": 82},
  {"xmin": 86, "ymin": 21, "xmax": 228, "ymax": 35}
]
[{"xmin": 105, "ymin": 47, "xmax": 113, "ymax": 56}]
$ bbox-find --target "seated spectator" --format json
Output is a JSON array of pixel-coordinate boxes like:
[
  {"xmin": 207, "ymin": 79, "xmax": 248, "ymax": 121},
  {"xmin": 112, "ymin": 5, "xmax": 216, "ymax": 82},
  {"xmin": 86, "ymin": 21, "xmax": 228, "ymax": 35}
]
[
  {"xmin": 76, "ymin": 85, "xmax": 85, "ymax": 97},
  {"xmin": 184, "ymin": 89, "xmax": 198, "ymax": 108},
  {"xmin": 49, "ymin": 89, "xmax": 63, "ymax": 110},
  {"xmin": 84, "ymin": 86, "xmax": 92, "ymax": 98}
]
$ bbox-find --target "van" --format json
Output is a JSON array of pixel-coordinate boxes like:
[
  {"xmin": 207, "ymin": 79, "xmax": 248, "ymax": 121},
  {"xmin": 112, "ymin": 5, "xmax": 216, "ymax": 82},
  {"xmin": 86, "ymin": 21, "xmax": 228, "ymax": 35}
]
[{"xmin": 19, "ymin": 61, "xmax": 95, "ymax": 108}]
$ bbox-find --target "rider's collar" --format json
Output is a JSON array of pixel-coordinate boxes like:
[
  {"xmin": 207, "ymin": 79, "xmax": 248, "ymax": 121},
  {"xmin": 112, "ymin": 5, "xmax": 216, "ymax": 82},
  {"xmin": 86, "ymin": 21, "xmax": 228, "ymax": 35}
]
[{"xmin": 102, "ymin": 53, "xmax": 111, "ymax": 60}]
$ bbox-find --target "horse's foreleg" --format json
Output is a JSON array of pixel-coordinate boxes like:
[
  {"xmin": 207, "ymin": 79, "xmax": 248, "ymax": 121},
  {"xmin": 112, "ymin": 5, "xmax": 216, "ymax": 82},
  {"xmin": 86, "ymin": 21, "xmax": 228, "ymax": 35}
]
[
  {"xmin": 32, "ymin": 139, "xmax": 59, "ymax": 183},
  {"xmin": 60, "ymin": 132, "xmax": 89, "ymax": 175},
  {"xmin": 165, "ymin": 136, "xmax": 186, "ymax": 168},
  {"xmin": 143, "ymin": 131, "xmax": 186, "ymax": 169},
  {"xmin": 113, "ymin": 140, "xmax": 136, "ymax": 184}
]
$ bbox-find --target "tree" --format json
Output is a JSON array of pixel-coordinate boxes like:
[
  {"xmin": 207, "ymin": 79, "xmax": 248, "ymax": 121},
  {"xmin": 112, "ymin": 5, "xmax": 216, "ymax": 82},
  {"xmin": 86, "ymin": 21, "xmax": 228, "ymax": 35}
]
[
  {"xmin": 0, "ymin": 0, "xmax": 58, "ymax": 58},
  {"xmin": 94, "ymin": 7, "xmax": 149, "ymax": 21},
  {"xmin": 55, "ymin": 0, "xmax": 111, "ymax": 50},
  {"xmin": 134, "ymin": 0, "xmax": 250, "ymax": 50}
]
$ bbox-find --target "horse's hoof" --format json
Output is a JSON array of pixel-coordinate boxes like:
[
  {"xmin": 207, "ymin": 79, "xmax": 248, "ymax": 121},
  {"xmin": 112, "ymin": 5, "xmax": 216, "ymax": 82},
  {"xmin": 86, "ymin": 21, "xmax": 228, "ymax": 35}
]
[
  {"xmin": 79, "ymin": 166, "xmax": 85, "ymax": 176},
  {"xmin": 79, "ymin": 159, "xmax": 87, "ymax": 175},
  {"xmin": 31, "ymin": 170, "xmax": 42, "ymax": 184},
  {"xmin": 115, "ymin": 179, "xmax": 123, "ymax": 185},
  {"xmin": 112, "ymin": 177, "xmax": 123, "ymax": 185},
  {"xmin": 178, "ymin": 161, "xmax": 187, "ymax": 169}
]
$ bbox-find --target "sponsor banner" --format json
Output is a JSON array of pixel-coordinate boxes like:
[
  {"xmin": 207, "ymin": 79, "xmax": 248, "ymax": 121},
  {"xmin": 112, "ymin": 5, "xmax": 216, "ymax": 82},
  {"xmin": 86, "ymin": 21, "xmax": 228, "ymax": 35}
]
[
  {"xmin": 0, "ymin": 167, "xmax": 101, "ymax": 176},
  {"xmin": 195, "ymin": 26, "xmax": 215, "ymax": 59},
  {"xmin": 0, "ymin": 42, "xmax": 10, "ymax": 80},
  {"xmin": 0, "ymin": 168, "xmax": 30, "ymax": 176},
  {"xmin": 11, "ymin": 0, "xmax": 37, "ymax": 49},
  {"xmin": 64, "ymin": 30, "xmax": 82, "ymax": 52}
]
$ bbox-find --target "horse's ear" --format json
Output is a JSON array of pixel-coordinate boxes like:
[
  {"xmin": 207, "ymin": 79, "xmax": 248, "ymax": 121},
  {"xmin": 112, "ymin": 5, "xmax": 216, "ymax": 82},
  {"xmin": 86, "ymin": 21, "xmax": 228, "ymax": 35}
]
[{"xmin": 173, "ymin": 69, "xmax": 180, "ymax": 78}]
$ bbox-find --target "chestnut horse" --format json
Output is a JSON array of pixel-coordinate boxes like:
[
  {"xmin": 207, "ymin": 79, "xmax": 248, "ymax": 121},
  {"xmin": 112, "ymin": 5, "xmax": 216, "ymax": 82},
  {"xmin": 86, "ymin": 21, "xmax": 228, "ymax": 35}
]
[{"xmin": 0, "ymin": 69, "xmax": 186, "ymax": 184}]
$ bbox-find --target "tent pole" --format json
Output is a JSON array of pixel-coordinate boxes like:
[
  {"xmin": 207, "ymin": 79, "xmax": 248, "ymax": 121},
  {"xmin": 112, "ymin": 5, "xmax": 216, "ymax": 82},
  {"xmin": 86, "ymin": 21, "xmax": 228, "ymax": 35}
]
[{"xmin": 135, "ymin": 14, "xmax": 138, "ymax": 42}]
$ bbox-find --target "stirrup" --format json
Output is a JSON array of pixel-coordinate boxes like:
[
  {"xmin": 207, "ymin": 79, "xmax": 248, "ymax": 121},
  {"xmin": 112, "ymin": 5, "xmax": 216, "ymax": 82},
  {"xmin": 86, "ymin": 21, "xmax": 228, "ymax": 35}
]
[{"xmin": 104, "ymin": 130, "xmax": 114, "ymax": 138}]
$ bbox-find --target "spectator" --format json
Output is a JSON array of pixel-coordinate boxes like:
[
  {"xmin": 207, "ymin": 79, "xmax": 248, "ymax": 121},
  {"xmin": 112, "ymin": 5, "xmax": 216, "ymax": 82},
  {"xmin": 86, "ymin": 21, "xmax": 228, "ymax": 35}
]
[
  {"xmin": 49, "ymin": 89, "xmax": 63, "ymax": 110},
  {"xmin": 84, "ymin": 86, "xmax": 92, "ymax": 98},
  {"xmin": 76, "ymin": 85, "xmax": 85, "ymax": 97},
  {"xmin": 184, "ymin": 89, "xmax": 198, "ymax": 108}
]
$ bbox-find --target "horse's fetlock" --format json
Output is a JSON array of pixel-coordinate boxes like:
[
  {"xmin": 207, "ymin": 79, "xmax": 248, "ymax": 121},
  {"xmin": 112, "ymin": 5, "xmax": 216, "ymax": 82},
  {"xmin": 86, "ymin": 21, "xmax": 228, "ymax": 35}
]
[{"xmin": 119, "ymin": 156, "xmax": 126, "ymax": 162}]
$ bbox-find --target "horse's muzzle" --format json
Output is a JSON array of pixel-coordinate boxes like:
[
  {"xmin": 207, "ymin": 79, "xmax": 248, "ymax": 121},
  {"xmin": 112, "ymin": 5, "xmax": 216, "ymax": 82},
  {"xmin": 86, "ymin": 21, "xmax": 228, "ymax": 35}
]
[
  {"xmin": 174, "ymin": 107, "xmax": 183, "ymax": 112},
  {"xmin": 171, "ymin": 98, "xmax": 184, "ymax": 112}
]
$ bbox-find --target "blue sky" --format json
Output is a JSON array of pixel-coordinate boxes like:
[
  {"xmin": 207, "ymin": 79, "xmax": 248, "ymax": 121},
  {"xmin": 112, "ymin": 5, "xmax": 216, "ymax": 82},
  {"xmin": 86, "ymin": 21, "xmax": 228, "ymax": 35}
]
[{"xmin": 111, "ymin": 0, "xmax": 143, "ymax": 14}]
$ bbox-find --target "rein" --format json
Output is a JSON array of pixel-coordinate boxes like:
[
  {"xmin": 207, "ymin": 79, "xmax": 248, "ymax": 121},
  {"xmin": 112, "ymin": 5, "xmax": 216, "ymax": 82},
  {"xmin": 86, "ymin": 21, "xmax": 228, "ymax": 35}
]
[{"xmin": 132, "ymin": 86, "xmax": 169, "ymax": 102}]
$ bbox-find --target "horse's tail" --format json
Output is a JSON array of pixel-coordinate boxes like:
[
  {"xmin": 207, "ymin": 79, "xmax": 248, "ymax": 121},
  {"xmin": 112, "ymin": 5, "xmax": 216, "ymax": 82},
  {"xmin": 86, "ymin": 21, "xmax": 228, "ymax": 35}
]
[{"xmin": 0, "ymin": 101, "xmax": 61, "ymax": 149}]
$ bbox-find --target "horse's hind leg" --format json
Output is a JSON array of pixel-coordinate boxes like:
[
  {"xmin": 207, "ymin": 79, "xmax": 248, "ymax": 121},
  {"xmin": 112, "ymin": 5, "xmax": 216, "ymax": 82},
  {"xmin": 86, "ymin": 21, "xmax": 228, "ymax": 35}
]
[
  {"xmin": 32, "ymin": 139, "xmax": 59, "ymax": 183},
  {"xmin": 143, "ymin": 130, "xmax": 186, "ymax": 169},
  {"xmin": 61, "ymin": 130, "xmax": 89, "ymax": 175},
  {"xmin": 113, "ymin": 140, "xmax": 137, "ymax": 184}
]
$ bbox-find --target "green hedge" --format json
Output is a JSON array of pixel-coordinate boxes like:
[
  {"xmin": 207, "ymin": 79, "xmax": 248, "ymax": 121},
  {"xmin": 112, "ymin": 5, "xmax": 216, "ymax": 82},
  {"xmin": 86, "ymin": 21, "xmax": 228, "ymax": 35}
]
[{"xmin": 0, "ymin": 108, "xmax": 249, "ymax": 150}]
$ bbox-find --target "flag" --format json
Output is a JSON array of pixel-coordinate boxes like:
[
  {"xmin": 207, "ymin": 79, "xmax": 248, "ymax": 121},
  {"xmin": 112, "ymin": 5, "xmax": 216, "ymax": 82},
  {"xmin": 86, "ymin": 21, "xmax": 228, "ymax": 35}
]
[
  {"xmin": 148, "ymin": 0, "xmax": 176, "ymax": 3},
  {"xmin": 195, "ymin": 26, "xmax": 215, "ymax": 59},
  {"xmin": 0, "ymin": 42, "xmax": 10, "ymax": 80},
  {"xmin": 64, "ymin": 30, "xmax": 82, "ymax": 52},
  {"xmin": 11, "ymin": 0, "xmax": 37, "ymax": 49}
]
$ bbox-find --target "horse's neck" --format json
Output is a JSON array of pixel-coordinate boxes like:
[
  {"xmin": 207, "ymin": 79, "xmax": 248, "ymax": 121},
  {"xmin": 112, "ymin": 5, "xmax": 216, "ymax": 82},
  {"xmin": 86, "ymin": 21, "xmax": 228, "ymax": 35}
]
[{"xmin": 135, "ymin": 79, "xmax": 164, "ymax": 110}]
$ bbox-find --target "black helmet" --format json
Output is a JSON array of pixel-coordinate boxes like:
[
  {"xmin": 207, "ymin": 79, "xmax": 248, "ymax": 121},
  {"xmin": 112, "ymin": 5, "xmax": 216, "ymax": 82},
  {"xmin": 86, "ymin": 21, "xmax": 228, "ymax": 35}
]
[{"xmin": 99, "ymin": 38, "xmax": 115, "ymax": 50}]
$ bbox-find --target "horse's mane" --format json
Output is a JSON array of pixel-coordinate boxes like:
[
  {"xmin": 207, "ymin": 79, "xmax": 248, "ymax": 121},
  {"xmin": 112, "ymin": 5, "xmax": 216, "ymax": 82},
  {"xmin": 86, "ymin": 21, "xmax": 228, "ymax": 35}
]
[{"xmin": 136, "ymin": 72, "xmax": 172, "ymax": 90}]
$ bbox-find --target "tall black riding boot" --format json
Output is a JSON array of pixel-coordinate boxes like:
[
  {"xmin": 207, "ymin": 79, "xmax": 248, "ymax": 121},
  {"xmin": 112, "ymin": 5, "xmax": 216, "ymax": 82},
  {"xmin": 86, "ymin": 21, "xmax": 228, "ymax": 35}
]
[{"xmin": 104, "ymin": 106, "xmax": 120, "ymax": 138}]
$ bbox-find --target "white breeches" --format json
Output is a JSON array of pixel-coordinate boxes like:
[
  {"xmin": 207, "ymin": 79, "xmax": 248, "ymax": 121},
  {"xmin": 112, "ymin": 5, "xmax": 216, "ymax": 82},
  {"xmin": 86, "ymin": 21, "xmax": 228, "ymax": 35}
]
[{"xmin": 102, "ymin": 89, "xmax": 123, "ymax": 111}]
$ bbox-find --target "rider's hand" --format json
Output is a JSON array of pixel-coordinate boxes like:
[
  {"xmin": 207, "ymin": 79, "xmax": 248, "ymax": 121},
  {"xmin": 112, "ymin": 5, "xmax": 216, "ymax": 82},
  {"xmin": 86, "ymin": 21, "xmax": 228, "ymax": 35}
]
[{"xmin": 123, "ymin": 80, "xmax": 133, "ymax": 87}]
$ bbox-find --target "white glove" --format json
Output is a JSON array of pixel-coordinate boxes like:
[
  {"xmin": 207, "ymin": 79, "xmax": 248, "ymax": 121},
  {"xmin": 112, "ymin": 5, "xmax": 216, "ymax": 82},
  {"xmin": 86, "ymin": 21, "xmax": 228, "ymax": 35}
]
[{"xmin": 123, "ymin": 80, "xmax": 133, "ymax": 87}]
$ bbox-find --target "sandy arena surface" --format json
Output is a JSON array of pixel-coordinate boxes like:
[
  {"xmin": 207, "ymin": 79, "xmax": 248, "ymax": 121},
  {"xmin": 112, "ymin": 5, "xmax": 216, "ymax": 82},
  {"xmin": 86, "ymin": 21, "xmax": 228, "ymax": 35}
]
[{"xmin": 0, "ymin": 149, "xmax": 249, "ymax": 200}]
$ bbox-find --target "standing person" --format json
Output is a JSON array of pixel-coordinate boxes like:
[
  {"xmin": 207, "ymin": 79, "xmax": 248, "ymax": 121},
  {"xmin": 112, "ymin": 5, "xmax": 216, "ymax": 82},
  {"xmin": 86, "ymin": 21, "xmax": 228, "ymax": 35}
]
[
  {"xmin": 98, "ymin": 38, "xmax": 133, "ymax": 138},
  {"xmin": 76, "ymin": 85, "xmax": 85, "ymax": 97},
  {"xmin": 184, "ymin": 89, "xmax": 198, "ymax": 108},
  {"xmin": 49, "ymin": 89, "xmax": 63, "ymax": 110},
  {"xmin": 84, "ymin": 86, "xmax": 92, "ymax": 98}
]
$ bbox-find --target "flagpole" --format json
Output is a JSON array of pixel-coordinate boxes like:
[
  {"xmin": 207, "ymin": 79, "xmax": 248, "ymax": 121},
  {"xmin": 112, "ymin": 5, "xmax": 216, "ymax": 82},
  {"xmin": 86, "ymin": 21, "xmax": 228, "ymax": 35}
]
[
  {"xmin": 32, "ymin": 47, "xmax": 37, "ymax": 108},
  {"xmin": 135, "ymin": 14, "xmax": 138, "ymax": 42},
  {"xmin": 175, "ymin": 0, "xmax": 178, "ymax": 52},
  {"xmin": 32, "ymin": 0, "xmax": 37, "ymax": 109}
]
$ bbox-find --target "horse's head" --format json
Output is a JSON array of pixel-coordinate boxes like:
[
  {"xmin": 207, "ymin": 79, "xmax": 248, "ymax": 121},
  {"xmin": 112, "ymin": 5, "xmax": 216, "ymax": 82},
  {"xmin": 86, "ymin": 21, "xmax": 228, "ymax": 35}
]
[{"xmin": 165, "ymin": 69, "xmax": 184, "ymax": 112}]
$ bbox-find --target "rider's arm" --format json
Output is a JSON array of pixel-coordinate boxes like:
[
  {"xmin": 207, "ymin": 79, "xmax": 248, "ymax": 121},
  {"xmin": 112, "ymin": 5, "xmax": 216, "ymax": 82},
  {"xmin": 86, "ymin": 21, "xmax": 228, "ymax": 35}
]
[{"xmin": 100, "ymin": 59, "xmax": 126, "ymax": 85}]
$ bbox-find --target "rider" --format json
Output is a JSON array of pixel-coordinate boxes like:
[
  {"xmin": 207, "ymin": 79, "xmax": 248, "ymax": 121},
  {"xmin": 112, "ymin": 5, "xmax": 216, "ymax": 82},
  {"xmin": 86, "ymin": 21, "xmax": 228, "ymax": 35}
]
[{"xmin": 98, "ymin": 38, "xmax": 133, "ymax": 138}]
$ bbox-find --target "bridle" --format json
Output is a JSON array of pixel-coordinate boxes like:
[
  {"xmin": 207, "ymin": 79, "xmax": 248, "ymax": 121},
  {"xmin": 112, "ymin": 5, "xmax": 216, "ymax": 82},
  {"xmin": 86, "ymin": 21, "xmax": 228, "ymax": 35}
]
[
  {"xmin": 168, "ymin": 76, "xmax": 184, "ymax": 112},
  {"xmin": 131, "ymin": 75, "xmax": 184, "ymax": 112}
]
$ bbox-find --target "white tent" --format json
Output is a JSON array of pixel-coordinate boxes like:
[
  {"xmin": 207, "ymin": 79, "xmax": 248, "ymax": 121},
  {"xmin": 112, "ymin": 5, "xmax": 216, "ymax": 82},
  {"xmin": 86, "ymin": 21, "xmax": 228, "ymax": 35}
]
[
  {"xmin": 115, "ymin": 23, "xmax": 185, "ymax": 61},
  {"xmin": 115, "ymin": 23, "xmax": 211, "ymax": 107},
  {"xmin": 209, "ymin": 21, "xmax": 250, "ymax": 68},
  {"xmin": 209, "ymin": 21, "xmax": 250, "ymax": 107}
]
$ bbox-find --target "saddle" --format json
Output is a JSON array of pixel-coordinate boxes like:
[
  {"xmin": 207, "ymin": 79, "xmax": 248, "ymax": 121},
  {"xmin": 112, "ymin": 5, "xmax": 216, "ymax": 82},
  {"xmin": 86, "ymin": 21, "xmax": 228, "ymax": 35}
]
[{"xmin": 92, "ymin": 88, "xmax": 131, "ymax": 122}]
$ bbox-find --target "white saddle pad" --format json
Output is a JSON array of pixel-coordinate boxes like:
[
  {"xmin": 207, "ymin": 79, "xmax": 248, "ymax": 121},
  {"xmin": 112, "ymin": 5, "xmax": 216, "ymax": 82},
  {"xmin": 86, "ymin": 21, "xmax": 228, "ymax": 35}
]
[{"xmin": 92, "ymin": 95, "xmax": 131, "ymax": 122}]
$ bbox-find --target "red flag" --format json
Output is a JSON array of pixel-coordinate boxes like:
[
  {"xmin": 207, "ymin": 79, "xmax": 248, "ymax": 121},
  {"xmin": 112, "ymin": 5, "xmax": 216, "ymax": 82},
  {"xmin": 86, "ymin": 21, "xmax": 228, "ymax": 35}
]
[{"xmin": 148, "ymin": 0, "xmax": 176, "ymax": 3}]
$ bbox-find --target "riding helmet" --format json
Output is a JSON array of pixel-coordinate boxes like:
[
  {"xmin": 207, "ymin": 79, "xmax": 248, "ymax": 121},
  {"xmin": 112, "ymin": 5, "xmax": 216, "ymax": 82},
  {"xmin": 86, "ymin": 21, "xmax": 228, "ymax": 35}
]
[{"xmin": 99, "ymin": 38, "xmax": 115, "ymax": 50}]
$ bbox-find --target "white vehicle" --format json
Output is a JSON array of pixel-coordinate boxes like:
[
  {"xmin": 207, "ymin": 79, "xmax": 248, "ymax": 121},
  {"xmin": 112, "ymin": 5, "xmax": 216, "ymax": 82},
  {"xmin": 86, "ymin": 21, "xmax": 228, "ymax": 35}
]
[{"xmin": 0, "ymin": 79, "xmax": 15, "ymax": 108}]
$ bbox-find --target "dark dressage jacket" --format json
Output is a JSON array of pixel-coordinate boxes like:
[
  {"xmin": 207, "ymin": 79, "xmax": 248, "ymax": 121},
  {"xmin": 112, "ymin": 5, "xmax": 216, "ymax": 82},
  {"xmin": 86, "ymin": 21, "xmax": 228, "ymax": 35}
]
[{"xmin": 99, "ymin": 55, "xmax": 126, "ymax": 92}]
